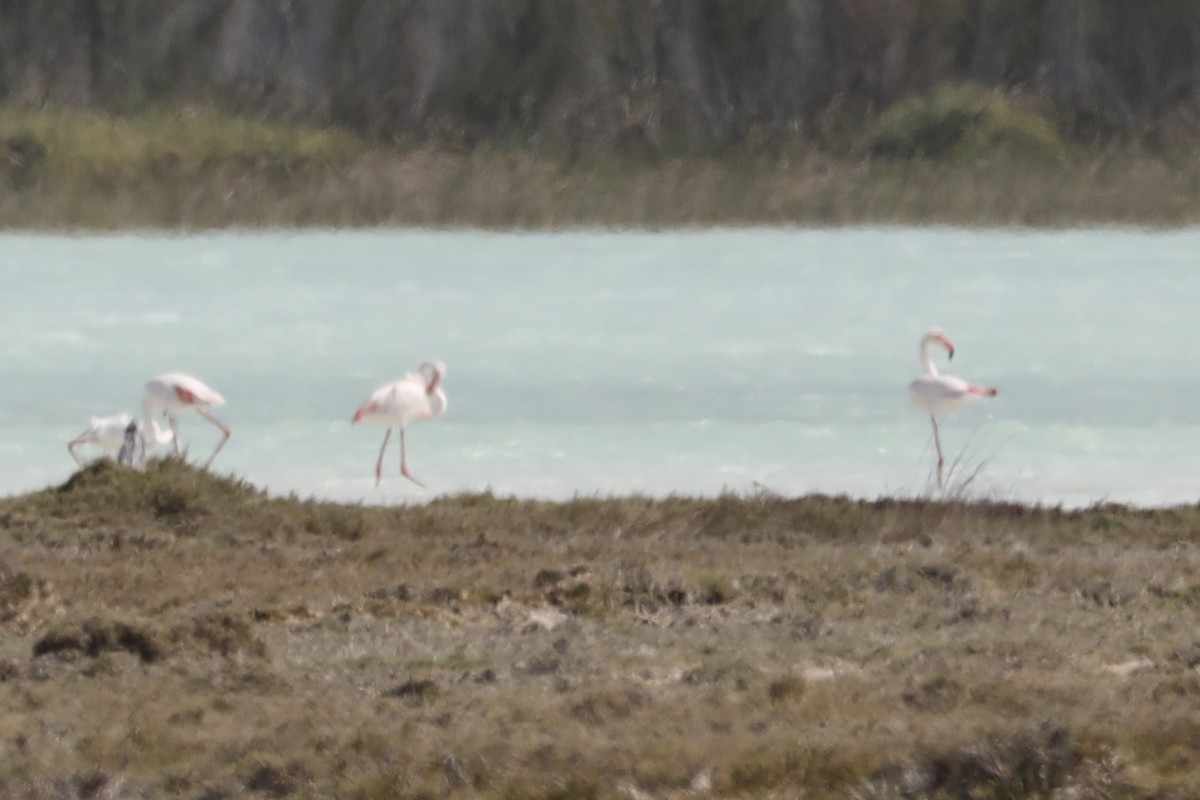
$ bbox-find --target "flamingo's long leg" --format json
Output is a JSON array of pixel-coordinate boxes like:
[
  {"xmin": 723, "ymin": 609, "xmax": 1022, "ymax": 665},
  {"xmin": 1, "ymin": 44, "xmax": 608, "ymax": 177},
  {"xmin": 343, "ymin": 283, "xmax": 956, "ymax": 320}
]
[
  {"xmin": 374, "ymin": 428, "xmax": 392, "ymax": 486},
  {"xmin": 930, "ymin": 415, "xmax": 944, "ymax": 488},
  {"xmin": 196, "ymin": 408, "xmax": 231, "ymax": 469},
  {"xmin": 166, "ymin": 414, "xmax": 182, "ymax": 456},
  {"xmin": 399, "ymin": 427, "xmax": 426, "ymax": 488}
]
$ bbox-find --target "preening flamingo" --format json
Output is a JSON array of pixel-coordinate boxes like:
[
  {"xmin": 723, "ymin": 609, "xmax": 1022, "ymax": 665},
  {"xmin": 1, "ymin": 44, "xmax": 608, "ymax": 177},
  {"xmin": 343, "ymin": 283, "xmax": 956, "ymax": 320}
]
[
  {"xmin": 143, "ymin": 372, "xmax": 231, "ymax": 468},
  {"xmin": 352, "ymin": 360, "xmax": 447, "ymax": 487},
  {"xmin": 909, "ymin": 328, "xmax": 997, "ymax": 487},
  {"xmin": 68, "ymin": 413, "xmax": 173, "ymax": 466}
]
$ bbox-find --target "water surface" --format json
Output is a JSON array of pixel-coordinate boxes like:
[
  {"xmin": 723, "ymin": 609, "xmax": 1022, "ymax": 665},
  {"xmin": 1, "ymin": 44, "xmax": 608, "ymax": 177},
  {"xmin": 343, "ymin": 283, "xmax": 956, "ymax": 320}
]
[{"xmin": 4, "ymin": 227, "xmax": 1197, "ymax": 506}]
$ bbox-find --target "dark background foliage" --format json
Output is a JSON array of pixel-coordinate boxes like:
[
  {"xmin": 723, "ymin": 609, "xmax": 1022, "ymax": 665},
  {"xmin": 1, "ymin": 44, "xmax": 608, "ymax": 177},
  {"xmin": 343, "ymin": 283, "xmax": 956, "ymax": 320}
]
[{"xmin": 1, "ymin": 0, "xmax": 1197, "ymax": 153}]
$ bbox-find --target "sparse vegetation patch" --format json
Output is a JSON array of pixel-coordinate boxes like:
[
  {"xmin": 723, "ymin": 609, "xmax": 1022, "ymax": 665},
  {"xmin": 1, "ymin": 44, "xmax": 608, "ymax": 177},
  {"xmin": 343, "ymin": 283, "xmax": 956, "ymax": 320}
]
[{"xmin": 1, "ymin": 461, "xmax": 1200, "ymax": 795}]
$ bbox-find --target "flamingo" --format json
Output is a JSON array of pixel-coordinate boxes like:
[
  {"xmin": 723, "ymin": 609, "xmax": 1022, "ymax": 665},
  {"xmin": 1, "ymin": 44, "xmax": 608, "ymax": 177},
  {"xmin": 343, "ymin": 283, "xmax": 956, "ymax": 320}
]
[
  {"xmin": 68, "ymin": 413, "xmax": 173, "ymax": 466},
  {"xmin": 142, "ymin": 372, "xmax": 231, "ymax": 468},
  {"xmin": 352, "ymin": 360, "xmax": 447, "ymax": 487},
  {"xmin": 909, "ymin": 328, "xmax": 997, "ymax": 487}
]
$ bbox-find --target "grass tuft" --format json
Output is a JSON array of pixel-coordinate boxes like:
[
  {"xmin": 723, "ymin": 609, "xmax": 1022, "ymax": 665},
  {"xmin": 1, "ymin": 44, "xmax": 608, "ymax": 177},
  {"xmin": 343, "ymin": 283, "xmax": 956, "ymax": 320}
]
[{"xmin": 33, "ymin": 616, "xmax": 166, "ymax": 663}]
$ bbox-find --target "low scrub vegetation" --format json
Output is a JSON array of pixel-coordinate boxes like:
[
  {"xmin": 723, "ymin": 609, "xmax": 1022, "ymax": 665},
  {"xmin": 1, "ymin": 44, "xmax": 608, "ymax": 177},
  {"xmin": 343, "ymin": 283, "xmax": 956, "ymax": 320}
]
[
  {"xmin": 0, "ymin": 104, "xmax": 1198, "ymax": 228},
  {"xmin": 869, "ymin": 84, "xmax": 1067, "ymax": 162},
  {"xmin": 0, "ymin": 106, "xmax": 362, "ymax": 182},
  {"xmin": 1, "ymin": 459, "xmax": 1199, "ymax": 796}
]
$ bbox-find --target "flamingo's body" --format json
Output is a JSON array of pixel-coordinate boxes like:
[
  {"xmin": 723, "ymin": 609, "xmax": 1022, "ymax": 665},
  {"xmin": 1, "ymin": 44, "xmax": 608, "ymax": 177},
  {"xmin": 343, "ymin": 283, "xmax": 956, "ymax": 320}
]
[
  {"xmin": 69, "ymin": 413, "xmax": 173, "ymax": 465},
  {"xmin": 908, "ymin": 328, "xmax": 997, "ymax": 487},
  {"xmin": 352, "ymin": 360, "xmax": 447, "ymax": 487},
  {"xmin": 143, "ymin": 372, "xmax": 231, "ymax": 468}
]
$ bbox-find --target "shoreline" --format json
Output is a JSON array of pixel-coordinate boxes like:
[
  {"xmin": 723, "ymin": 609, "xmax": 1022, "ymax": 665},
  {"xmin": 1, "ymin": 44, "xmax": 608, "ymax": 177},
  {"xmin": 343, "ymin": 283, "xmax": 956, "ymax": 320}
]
[
  {"xmin": 2, "ymin": 108, "xmax": 1198, "ymax": 231},
  {"xmin": 8, "ymin": 457, "xmax": 1199, "ymax": 518},
  {"xmin": 4, "ymin": 219, "xmax": 1199, "ymax": 234},
  {"xmin": 6, "ymin": 153, "xmax": 1196, "ymax": 231}
]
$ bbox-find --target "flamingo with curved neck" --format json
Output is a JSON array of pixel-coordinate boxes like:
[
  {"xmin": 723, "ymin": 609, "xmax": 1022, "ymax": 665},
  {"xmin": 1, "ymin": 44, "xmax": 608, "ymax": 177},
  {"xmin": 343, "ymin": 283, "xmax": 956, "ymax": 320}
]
[
  {"xmin": 352, "ymin": 360, "xmax": 448, "ymax": 487},
  {"xmin": 909, "ymin": 328, "xmax": 997, "ymax": 488},
  {"xmin": 142, "ymin": 372, "xmax": 231, "ymax": 468}
]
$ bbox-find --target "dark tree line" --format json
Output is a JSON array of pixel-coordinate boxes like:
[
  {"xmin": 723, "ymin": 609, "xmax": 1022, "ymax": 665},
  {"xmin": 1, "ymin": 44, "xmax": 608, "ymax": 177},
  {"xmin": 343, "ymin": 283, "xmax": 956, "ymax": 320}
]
[{"xmin": 1, "ymin": 0, "xmax": 1197, "ymax": 151}]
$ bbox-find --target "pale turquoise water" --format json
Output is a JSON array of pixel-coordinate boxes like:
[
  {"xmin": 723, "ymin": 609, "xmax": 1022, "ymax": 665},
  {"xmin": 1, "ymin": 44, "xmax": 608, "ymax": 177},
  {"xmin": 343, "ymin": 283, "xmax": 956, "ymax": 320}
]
[{"xmin": 4, "ymin": 227, "xmax": 1198, "ymax": 506}]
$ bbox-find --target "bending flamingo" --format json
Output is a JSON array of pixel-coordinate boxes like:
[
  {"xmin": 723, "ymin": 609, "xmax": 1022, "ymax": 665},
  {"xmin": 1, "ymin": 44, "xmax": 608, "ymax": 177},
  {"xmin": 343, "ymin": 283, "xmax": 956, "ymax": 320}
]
[
  {"xmin": 352, "ymin": 360, "xmax": 447, "ymax": 487},
  {"xmin": 68, "ymin": 413, "xmax": 173, "ymax": 466},
  {"xmin": 909, "ymin": 328, "xmax": 997, "ymax": 487},
  {"xmin": 143, "ymin": 372, "xmax": 231, "ymax": 468}
]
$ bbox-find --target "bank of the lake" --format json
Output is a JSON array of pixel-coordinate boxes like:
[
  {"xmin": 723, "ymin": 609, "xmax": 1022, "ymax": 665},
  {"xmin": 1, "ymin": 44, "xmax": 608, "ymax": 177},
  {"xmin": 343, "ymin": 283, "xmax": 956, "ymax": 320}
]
[
  {"xmin": 2, "ymin": 107, "xmax": 1198, "ymax": 230},
  {"xmin": 1, "ymin": 460, "xmax": 1198, "ymax": 798}
]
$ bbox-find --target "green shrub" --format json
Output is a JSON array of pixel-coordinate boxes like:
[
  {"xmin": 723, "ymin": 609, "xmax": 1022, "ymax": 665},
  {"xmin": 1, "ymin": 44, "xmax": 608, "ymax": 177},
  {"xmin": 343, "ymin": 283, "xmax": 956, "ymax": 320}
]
[
  {"xmin": 0, "ymin": 105, "xmax": 364, "ymax": 181},
  {"xmin": 869, "ymin": 84, "xmax": 1066, "ymax": 162}
]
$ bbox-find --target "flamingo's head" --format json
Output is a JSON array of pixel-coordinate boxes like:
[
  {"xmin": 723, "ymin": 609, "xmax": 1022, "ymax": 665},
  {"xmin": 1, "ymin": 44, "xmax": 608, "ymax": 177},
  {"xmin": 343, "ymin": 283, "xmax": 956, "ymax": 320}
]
[
  {"xmin": 420, "ymin": 360, "xmax": 447, "ymax": 395},
  {"xmin": 925, "ymin": 327, "xmax": 955, "ymax": 360}
]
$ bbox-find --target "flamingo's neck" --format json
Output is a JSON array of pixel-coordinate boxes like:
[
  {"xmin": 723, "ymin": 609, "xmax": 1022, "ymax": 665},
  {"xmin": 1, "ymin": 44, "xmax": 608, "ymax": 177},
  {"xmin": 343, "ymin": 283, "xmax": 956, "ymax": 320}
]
[
  {"xmin": 919, "ymin": 338, "xmax": 939, "ymax": 377},
  {"xmin": 428, "ymin": 390, "xmax": 448, "ymax": 419},
  {"xmin": 146, "ymin": 418, "xmax": 173, "ymax": 445},
  {"xmin": 141, "ymin": 400, "xmax": 174, "ymax": 446}
]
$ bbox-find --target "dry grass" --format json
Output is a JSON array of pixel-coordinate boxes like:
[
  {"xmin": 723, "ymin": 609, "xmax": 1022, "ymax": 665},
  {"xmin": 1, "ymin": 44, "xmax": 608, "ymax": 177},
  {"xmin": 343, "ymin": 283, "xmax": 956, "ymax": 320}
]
[
  {"xmin": 1, "ymin": 459, "xmax": 1200, "ymax": 797},
  {"xmin": 1, "ymin": 105, "xmax": 1199, "ymax": 229}
]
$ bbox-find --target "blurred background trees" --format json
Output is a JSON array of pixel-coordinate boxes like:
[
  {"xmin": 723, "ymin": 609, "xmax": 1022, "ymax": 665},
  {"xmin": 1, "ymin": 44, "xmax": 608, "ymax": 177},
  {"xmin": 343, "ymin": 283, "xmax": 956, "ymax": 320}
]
[{"xmin": 0, "ymin": 0, "xmax": 1196, "ymax": 155}]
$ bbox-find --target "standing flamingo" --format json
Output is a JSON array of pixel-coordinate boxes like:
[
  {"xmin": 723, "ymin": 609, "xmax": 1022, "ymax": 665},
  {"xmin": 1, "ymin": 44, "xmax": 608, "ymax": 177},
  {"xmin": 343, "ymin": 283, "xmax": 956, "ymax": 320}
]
[
  {"xmin": 143, "ymin": 372, "xmax": 231, "ymax": 468},
  {"xmin": 352, "ymin": 360, "xmax": 448, "ymax": 487},
  {"xmin": 68, "ymin": 413, "xmax": 173, "ymax": 466},
  {"xmin": 909, "ymin": 328, "xmax": 997, "ymax": 488}
]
